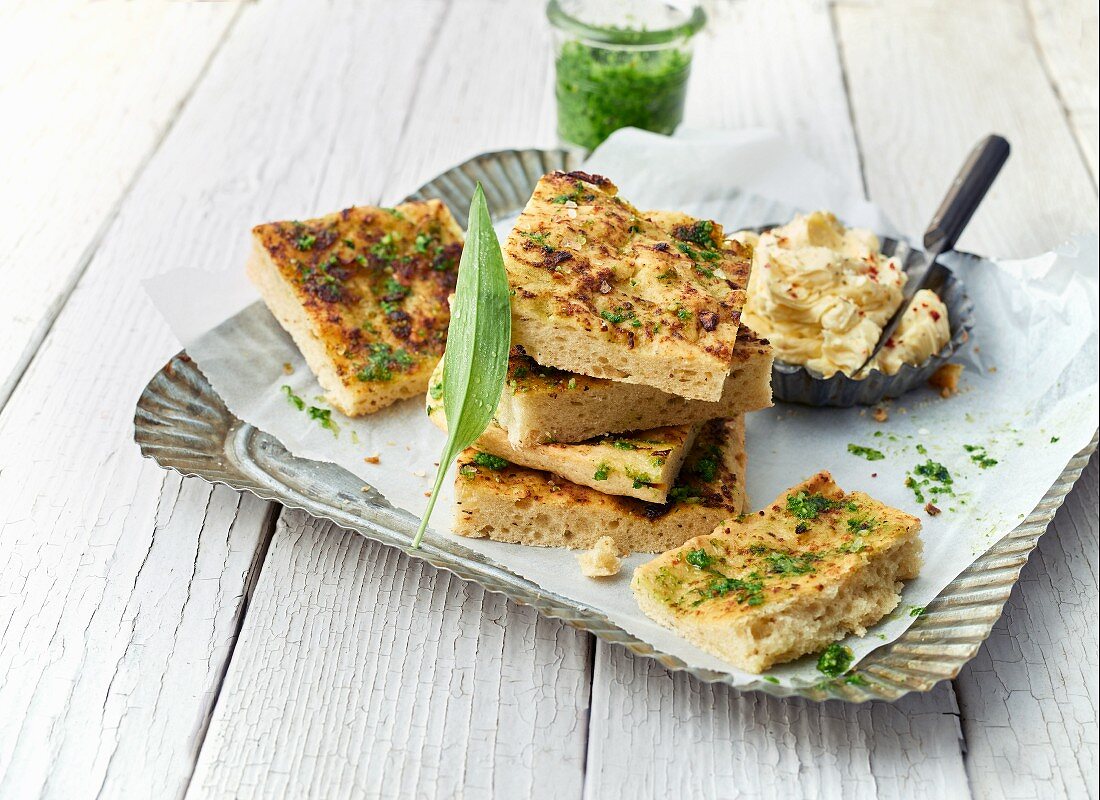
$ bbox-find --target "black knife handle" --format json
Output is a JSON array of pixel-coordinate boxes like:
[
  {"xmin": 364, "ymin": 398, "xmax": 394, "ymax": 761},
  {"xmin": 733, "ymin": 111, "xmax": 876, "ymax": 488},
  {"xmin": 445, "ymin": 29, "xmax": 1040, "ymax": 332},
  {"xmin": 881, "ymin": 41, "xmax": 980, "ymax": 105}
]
[{"xmin": 923, "ymin": 134, "xmax": 1010, "ymax": 255}]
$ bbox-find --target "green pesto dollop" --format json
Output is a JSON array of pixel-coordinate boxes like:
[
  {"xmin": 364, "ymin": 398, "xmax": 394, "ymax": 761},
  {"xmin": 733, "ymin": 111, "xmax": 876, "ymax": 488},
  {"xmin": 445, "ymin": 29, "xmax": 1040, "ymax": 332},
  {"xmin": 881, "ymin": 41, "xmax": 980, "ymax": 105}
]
[
  {"xmin": 554, "ymin": 39, "xmax": 692, "ymax": 150},
  {"xmin": 847, "ymin": 443, "xmax": 886, "ymax": 461},
  {"xmin": 816, "ymin": 643, "xmax": 854, "ymax": 677},
  {"xmin": 471, "ymin": 452, "xmax": 509, "ymax": 471}
]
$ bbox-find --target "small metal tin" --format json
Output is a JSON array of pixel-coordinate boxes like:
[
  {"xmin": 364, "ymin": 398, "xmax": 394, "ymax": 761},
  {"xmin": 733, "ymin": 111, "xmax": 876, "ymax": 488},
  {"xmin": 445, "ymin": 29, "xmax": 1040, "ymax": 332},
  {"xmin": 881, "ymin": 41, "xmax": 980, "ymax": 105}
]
[{"xmin": 769, "ymin": 235, "xmax": 976, "ymax": 407}]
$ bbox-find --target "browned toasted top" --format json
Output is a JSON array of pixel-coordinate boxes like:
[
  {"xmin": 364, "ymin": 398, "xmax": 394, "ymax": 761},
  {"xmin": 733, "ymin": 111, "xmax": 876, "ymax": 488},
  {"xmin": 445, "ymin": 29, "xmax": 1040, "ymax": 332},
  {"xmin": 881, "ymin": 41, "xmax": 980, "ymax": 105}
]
[
  {"xmin": 633, "ymin": 471, "xmax": 922, "ymax": 614},
  {"xmin": 253, "ymin": 199, "xmax": 462, "ymax": 384},
  {"xmin": 504, "ymin": 171, "xmax": 752, "ymax": 363}
]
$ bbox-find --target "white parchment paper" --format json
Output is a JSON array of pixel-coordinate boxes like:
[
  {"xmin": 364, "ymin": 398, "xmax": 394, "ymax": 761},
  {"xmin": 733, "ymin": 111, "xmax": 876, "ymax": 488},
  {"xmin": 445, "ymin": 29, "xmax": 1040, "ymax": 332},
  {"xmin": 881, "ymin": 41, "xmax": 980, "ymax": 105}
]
[{"xmin": 145, "ymin": 128, "xmax": 1099, "ymax": 687}]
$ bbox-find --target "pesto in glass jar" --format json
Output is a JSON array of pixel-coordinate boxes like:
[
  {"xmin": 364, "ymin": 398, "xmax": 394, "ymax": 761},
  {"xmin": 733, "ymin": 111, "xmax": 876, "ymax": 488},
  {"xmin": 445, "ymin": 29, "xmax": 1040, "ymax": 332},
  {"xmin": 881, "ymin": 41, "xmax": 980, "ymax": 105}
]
[{"xmin": 548, "ymin": 0, "xmax": 705, "ymax": 151}]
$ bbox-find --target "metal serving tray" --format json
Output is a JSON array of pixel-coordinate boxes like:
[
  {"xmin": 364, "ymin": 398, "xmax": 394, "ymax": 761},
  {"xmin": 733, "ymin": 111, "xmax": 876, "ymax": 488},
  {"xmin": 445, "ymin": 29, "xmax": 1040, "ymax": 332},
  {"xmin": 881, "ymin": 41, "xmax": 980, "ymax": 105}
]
[{"xmin": 135, "ymin": 148, "xmax": 1098, "ymax": 701}]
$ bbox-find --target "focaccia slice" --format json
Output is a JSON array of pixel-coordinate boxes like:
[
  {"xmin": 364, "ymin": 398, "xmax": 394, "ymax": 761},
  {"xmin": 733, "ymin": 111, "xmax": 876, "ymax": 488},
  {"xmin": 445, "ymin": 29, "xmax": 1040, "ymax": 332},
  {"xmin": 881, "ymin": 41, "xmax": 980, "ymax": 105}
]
[
  {"xmin": 505, "ymin": 171, "xmax": 751, "ymax": 401},
  {"xmin": 247, "ymin": 200, "xmax": 462, "ymax": 416},
  {"xmin": 452, "ymin": 418, "xmax": 747, "ymax": 553},
  {"xmin": 494, "ymin": 330, "xmax": 772, "ymax": 446},
  {"xmin": 631, "ymin": 472, "xmax": 923, "ymax": 673},
  {"xmin": 427, "ymin": 367, "xmax": 699, "ymax": 502}
]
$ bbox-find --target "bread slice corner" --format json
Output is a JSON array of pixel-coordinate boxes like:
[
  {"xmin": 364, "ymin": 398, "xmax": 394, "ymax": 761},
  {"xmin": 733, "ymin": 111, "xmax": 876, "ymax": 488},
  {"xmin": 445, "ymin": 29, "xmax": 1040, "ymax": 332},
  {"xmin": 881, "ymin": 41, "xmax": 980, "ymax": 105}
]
[{"xmin": 631, "ymin": 471, "xmax": 922, "ymax": 673}]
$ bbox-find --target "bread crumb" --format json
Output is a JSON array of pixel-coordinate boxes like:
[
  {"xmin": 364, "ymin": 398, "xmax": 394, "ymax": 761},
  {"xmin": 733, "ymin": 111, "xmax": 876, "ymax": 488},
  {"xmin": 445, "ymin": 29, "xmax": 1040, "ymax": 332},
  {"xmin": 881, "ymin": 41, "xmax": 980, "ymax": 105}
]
[
  {"xmin": 577, "ymin": 536, "xmax": 623, "ymax": 578},
  {"xmin": 924, "ymin": 502, "xmax": 941, "ymax": 516},
  {"xmin": 929, "ymin": 363, "xmax": 964, "ymax": 397},
  {"xmin": 872, "ymin": 406, "xmax": 889, "ymax": 423},
  {"xmin": 282, "ymin": 362, "xmax": 294, "ymax": 374},
  {"xmin": 412, "ymin": 469, "xmax": 426, "ymax": 477},
  {"xmin": 364, "ymin": 454, "xmax": 380, "ymax": 464}
]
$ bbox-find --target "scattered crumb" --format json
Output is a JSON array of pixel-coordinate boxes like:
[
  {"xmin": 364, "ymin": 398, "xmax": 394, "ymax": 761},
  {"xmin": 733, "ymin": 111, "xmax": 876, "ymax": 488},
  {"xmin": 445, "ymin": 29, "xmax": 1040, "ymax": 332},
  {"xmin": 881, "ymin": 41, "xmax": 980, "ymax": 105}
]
[
  {"xmin": 988, "ymin": 366, "xmax": 997, "ymax": 373},
  {"xmin": 412, "ymin": 469, "xmax": 426, "ymax": 478},
  {"xmin": 871, "ymin": 473, "xmax": 878, "ymax": 478},
  {"xmin": 924, "ymin": 502, "xmax": 941, "ymax": 516},
  {"xmin": 577, "ymin": 536, "xmax": 623, "ymax": 578},
  {"xmin": 424, "ymin": 491, "xmax": 432, "ymax": 497},
  {"xmin": 929, "ymin": 363, "xmax": 964, "ymax": 397},
  {"xmin": 386, "ymin": 441, "xmax": 397, "ymax": 446},
  {"xmin": 361, "ymin": 486, "xmax": 371, "ymax": 493},
  {"xmin": 872, "ymin": 406, "xmax": 889, "ymax": 423},
  {"xmin": 282, "ymin": 362, "xmax": 294, "ymax": 374},
  {"xmin": 364, "ymin": 454, "xmax": 380, "ymax": 464}
]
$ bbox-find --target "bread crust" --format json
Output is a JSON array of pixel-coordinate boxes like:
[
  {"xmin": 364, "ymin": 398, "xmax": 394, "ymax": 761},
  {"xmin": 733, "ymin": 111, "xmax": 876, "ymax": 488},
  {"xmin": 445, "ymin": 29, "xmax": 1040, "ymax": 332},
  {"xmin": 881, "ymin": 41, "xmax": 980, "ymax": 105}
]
[
  {"xmin": 631, "ymin": 471, "xmax": 923, "ymax": 673},
  {"xmin": 428, "ymin": 359, "xmax": 703, "ymax": 502},
  {"xmin": 452, "ymin": 418, "xmax": 748, "ymax": 552},
  {"xmin": 505, "ymin": 171, "xmax": 752, "ymax": 401},
  {"xmin": 247, "ymin": 200, "xmax": 462, "ymax": 416},
  {"xmin": 494, "ymin": 332, "xmax": 772, "ymax": 446}
]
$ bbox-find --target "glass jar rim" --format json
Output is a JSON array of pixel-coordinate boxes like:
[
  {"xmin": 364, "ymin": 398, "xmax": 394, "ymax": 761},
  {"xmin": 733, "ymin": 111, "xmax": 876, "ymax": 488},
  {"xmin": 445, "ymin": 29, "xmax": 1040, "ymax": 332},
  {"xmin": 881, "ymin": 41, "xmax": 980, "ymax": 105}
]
[{"xmin": 546, "ymin": 0, "xmax": 706, "ymax": 46}]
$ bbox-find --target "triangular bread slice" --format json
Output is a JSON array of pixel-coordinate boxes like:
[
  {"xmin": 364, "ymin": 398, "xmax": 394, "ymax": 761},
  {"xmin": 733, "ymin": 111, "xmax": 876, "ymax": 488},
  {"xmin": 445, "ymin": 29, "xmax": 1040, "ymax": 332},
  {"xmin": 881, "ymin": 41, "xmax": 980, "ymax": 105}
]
[
  {"xmin": 427, "ymin": 360, "xmax": 701, "ymax": 503},
  {"xmin": 492, "ymin": 330, "xmax": 772, "ymax": 446},
  {"xmin": 247, "ymin": 200, "xmax": 462, "ymax": 416},
  {"xmin": 505, "ymin": 171, "xmax": 751, "ymax": 402},
  {"xmin": 452, "ymin": 418, "xmax": 747, "ymax": 552},
  {"xmin": 631, "ymin": 471, "xmax": 922, "ymax": 673}
]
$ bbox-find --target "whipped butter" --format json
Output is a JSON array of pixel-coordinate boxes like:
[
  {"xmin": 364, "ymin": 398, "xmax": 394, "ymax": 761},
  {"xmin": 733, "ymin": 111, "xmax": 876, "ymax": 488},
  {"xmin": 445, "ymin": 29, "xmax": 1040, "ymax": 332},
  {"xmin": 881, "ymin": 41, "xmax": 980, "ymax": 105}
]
[{"xmin": 736, "ymin": 212, "xmax": 949, "ymax": 378}]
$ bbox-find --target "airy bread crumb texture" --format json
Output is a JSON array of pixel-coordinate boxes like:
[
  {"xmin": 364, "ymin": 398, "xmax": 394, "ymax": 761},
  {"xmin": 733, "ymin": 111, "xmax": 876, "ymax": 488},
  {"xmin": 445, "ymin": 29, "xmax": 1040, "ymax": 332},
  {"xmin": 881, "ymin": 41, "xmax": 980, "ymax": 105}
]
[
  {"xmin": 494, "ymin": 330, "xmax": 772, "ymax": 446},
  {"xmin": 247, "ymin": 200, "xmax": 462, "ymax": 416},
  {"xmin": 631, "ymin": 471, "xmax": 922, "ymax": 673},
  {"xmin": 452, "ymin": 418, "xmax": 747, "ymax": 552},
  {"xmin": 427, "ymin": 357, "xmax": 701, "ymax": 503},
  {"xmin": 505, "ymin": 171, "xmax": 751, "ymax": 401},
  {"xmin": 577, "ymin": 536, "xmax": 624, "ymax": 578}
]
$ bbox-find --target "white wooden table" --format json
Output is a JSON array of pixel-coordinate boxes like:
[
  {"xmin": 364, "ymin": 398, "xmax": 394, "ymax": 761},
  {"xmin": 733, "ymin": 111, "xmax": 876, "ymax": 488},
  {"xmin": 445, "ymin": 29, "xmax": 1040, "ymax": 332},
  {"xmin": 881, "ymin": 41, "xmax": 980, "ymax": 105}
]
[{"xmin": 1, "ymin": 1, "xmax": 1097, "ymax": 797}]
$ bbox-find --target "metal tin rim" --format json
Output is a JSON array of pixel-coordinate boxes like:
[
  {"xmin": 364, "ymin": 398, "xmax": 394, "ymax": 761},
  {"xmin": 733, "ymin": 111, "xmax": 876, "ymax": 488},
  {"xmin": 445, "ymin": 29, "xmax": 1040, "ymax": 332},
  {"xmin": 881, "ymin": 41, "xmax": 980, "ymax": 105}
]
[{"xmin": 134, "ymin": 147, "xmax": 1099, "ymax": 701}]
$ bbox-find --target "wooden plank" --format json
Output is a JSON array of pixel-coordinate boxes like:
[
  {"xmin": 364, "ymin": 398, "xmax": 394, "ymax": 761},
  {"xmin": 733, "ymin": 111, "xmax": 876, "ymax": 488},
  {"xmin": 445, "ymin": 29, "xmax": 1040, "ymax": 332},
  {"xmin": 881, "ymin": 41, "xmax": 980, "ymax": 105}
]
[
  {"xmin": 583, "ymin": 1, "xmax": 968, "ymax": 795},
  {"xmin": 0, "ymin": 0, "xmax": 454, "ymax": 796},
  {"xmin": 834, "ymin": 1, "xmax": 1099, "ymax": 796},
  {"xmin": 585, "ymin": 652, "xmax": 966, "ymax": 800},
  {"xmin": 0, "ymin": 0, "xmax": 241, "ymax": 408},
  {"xmin": 953, "ymin": 452, "xmax": 1099, "ymax": 800},
  {"xmin": 187, "ymin": 512, "xmax": 593, "ymax": 799},
  {"xmin": 1026, "ymin": 0, "xmax": 1099, "ymax": 182},
  {"xmin": 0, "ymin": 467, "xmax": 273, "ymax": 800},
  {"xmin": 182, "ymin": 0, "xmax": 594, "ymax": 796},
  {"xmin": 834, "ymin": 0, "xmax": 1097, "ymax": 255}
]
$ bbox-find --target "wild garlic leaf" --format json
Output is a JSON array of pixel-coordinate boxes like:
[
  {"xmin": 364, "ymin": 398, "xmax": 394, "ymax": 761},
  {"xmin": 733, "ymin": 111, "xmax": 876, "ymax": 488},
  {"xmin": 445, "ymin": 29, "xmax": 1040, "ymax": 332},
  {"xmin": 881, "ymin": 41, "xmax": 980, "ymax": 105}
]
[{"xmin": 413, "ymin": 183, "xmax": 510, "ymax": 548}]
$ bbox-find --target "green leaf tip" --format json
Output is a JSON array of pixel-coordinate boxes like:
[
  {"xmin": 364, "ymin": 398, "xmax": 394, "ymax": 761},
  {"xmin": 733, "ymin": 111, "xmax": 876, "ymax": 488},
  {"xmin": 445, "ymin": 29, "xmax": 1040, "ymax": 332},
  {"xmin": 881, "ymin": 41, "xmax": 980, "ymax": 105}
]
[{"xmin": 412, "ymin": 183, "xmax": 511, "ymax": 548}]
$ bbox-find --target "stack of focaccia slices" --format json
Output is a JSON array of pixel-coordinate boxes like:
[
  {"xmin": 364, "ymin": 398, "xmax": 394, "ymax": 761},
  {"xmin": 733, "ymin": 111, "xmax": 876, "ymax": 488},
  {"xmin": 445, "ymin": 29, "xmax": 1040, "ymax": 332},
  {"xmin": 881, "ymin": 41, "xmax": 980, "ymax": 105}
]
[{"xmin": 430, "ymin": 170, "xmax": 774, "ymax": 553}]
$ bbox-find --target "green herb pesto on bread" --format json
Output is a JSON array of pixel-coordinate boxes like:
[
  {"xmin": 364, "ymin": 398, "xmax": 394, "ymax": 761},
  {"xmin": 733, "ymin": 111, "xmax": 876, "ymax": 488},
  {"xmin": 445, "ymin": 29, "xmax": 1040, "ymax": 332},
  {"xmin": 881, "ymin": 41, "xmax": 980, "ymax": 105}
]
[{"xmin": 632, "ymin": 471, "xmax": 922, "ymax": 673}]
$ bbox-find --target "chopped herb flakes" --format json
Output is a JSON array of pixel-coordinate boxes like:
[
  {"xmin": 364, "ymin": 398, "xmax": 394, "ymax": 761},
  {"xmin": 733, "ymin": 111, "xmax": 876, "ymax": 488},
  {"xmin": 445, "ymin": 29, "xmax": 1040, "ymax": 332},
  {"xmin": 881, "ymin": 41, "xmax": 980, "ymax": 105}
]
[
  {"xmin": 906, "ymin": 459, "xmax": 954, "ymax": 504},
  {"xmin": 786, "ymin": 491, "xmax": 847, "ymax": 520},
  {"xmin": 963, "ymin": 444, "xmax": 998, "ymax": 468},
  {"xmin": 593, "ymin": 463, "xmax": 611, "ymax": 481},
  {"xmin": 909, "ymin": 605, "xmax": 926, "ymax": 617},
  {"xmin": 307, "ymin": 406, "xmax": 339, "ymax": 437},
  {"xmin": 816, "ymin": 643, "xmax": 853, "ymax": 678},
  {"xmin": 668, "ymin": 486, "xmax": 702, "ymax": 504},
  {"xmin": 295, "ymin": 233, "xmax": 317, "ymax": 251},
  {"xmin": 281, "ymin": 385, "xmax": 305, "ymax": 411},
  {"xmin": 847, "ymin": 443, "xmax": 885, "ymax": 461},
  {"xmin": 471, "ymin": 452, "xmax": 509, "ymax": 470},
  {"xmin": 762, "ymin": 550, "xmax": 820, "ymax": 576},
  {"xmin": 693, "ymin": 450, "xmax": 720, "ymax": 482},
  {"xmin": 356, "ymin": 343, "xmax": 415, "ymax": 382}
]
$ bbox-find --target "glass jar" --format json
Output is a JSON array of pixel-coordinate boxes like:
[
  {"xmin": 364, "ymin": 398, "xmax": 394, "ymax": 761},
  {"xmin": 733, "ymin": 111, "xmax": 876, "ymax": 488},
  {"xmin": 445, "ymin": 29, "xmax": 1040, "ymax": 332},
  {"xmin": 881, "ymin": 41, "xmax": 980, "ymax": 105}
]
[{"xmin": 547, "ymin": 0, "xmax": 706, "ymax": 152}]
